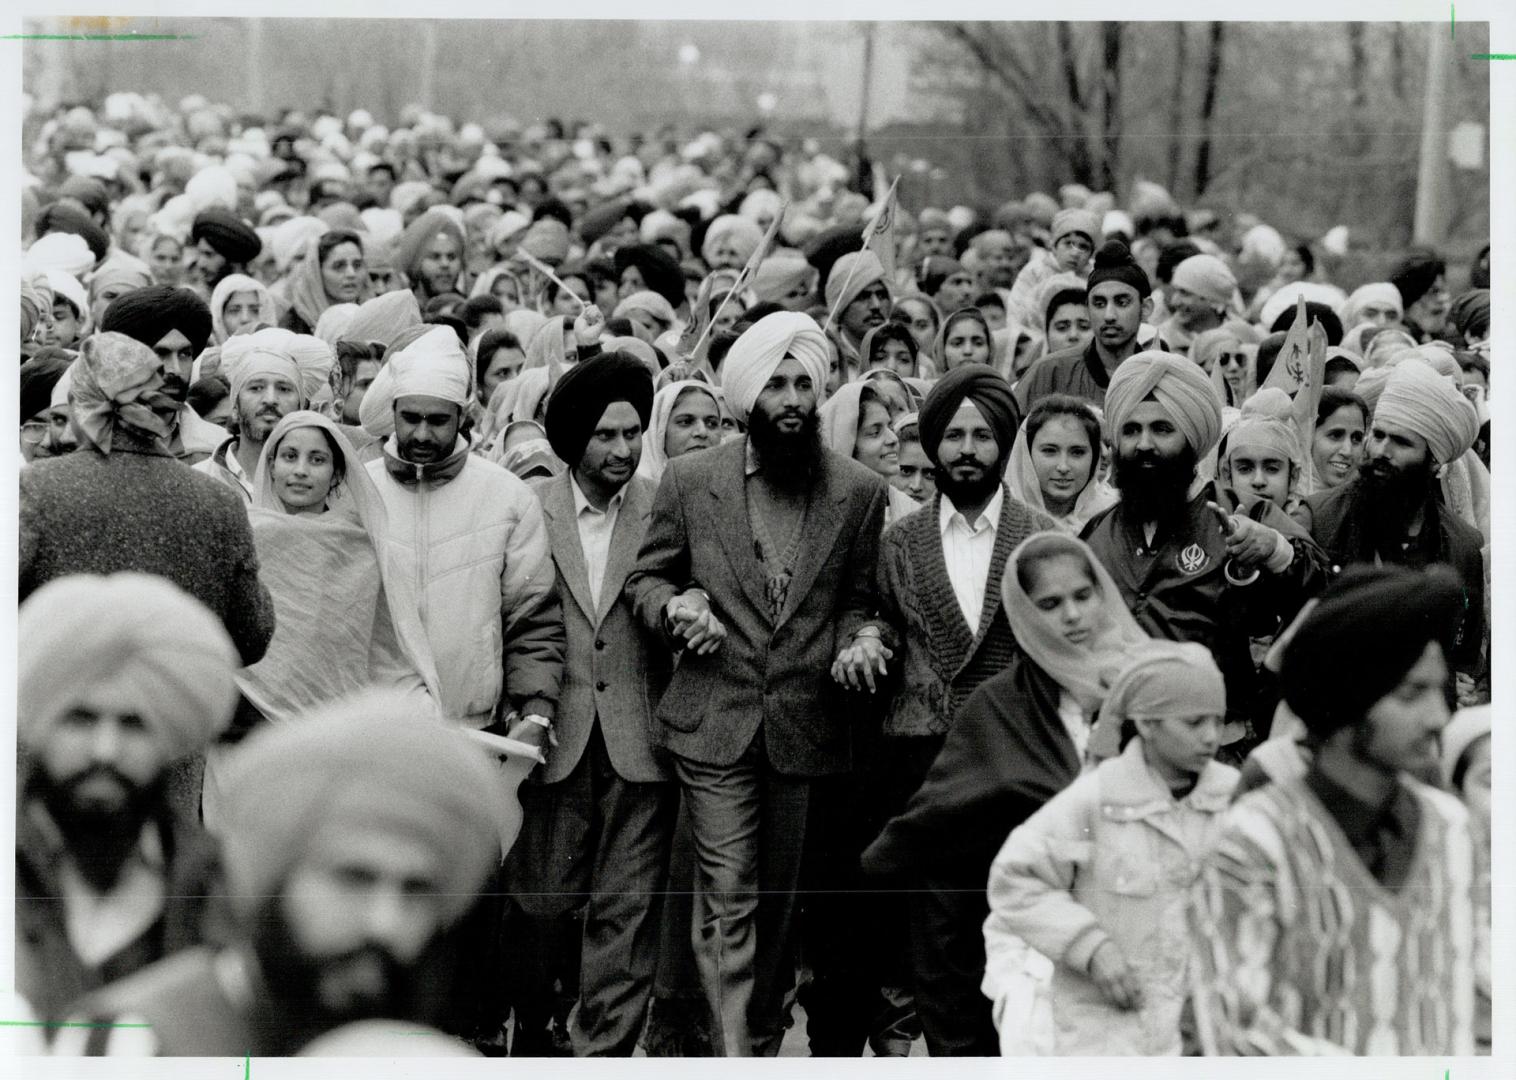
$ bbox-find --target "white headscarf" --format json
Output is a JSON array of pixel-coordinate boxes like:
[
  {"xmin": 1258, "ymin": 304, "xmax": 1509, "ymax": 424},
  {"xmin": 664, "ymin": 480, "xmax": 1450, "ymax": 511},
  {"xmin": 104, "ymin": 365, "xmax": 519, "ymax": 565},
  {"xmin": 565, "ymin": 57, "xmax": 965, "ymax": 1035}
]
[
  {"xmin": 209, "ymin": 273, "xmax": 278, "ymax": 344},
  {"xmin": 638, "ymin": 380, "xmax": 721, "ymax": 483},
  {"xmin": 1006, "ymin": 413, "xmax": 1117, "ymax": 534}
]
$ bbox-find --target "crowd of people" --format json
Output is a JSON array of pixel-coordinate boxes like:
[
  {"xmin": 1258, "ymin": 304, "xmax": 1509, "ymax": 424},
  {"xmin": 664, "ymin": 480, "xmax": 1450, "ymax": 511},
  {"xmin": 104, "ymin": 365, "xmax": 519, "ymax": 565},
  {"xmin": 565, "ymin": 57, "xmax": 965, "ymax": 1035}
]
[{"xmin": 14, "ymin": 89, "xmax": 1493, "ymax": 1059}]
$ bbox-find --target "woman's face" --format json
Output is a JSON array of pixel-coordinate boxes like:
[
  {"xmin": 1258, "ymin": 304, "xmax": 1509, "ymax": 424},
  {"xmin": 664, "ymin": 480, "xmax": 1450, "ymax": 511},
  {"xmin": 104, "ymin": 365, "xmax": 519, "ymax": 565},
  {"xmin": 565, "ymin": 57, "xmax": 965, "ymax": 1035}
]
[
  {"xmin": 942, "ymin": 317, "xmax": 991, "ymax": 369},
  {"xmin": 481, "ymin": 347, "xmax": 526, "ymax": 403},
  {"xmin": 1024, "ymin": 552, "xmax": 1103, "ymax": 648},
  {"xmin": 551, "ymin": 277, "xmax": 589, "ymax": 317},
  {"xmin": 1046, "ymin": 301, "xmax": 1093, "ymax": 355},
  {"xmin": 321, "ymin": 241, "xmax": 366, "ymax": 304},
  {"xmin": 1030, "ymin": 416, "xmax": 1094, "ymax": 511},
  {"xmin": 419, "ymin": 233, "xmax": 461, "ymax": 295},
  {"xmin": 1216, "ymin": 343, "xmax": 1250, "ymax": 396},
  {"xmin": 627, "ymin": 308, "xmax": 666, "ymax": 344},
  {"xmin": 149, "ymin": 237, "xmax": 183, "ymax": 284},
  {"xmin": 270, "ymin": 427, "xmax": 338, "ymax": 514},
  {"xmin": 892, "ymin": 438, "xmax": 935, "ymax": 502},
  {"xmin": 1279, "ymin": 248, "xmax": 1308, "ymax": 283},
  {"xmin": 898, "ymin": 299, "xmax": 937, "ymax": 353},
  {"xmin": 222, "ymin": 290, "xmax": 263, "ymax": 338},
  {"xmin": 1312, "ymin": 404, "xmax": 1367, "ymax": 489},
  {"xmin": 491, "ymin": 274, "xmax": 522, "ymax": 309},
  {"xmin": 853, "ymin": 400, "xmax": 900, "ymax": 478},
  {"xmin": 664, "ymin": 388, "xmax": 722, "ymax": 461},
  {"xmin": 618, "ymin": 265, "xmax": 646, "ymax": 301},
  {"xmin": 876, "ymin": 337, "xmax": 916, "ymax": 378},
  {"xmin": 936, "ymin": 271, "xmax": 977, "ymax": 313}
]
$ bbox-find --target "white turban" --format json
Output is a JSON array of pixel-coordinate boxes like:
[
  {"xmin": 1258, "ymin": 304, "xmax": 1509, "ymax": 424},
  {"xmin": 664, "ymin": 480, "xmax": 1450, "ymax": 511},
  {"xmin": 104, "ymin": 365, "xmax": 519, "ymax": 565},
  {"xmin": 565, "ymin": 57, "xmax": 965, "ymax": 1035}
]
[
  {"xmin": 719, "ymin": 311, "xmax": 831, "ymax": 425},
  {"xmin": 360, "ymin": 207, "xmax": 404, "ymax": 246},
  {"xmin": 267, "ymin": 215, "xmax": 330, "ymax": 275},
  {"xmin": 24, "ymin": 232, "xmax": 94, "ymax": 278},
  {"xmin": 1373, "ymin": 358, "xmax": 1479, "ymax": 467},
  {"xmin": 825, "ymin": 250, "xmax": 888, "ymax": 316},
  {"xmin": 19, "ymin": 573, "xmax": 238, "ymax": 762},
  {"xmin": 1337, "ymin": 282, "xmax": 1403, "ymax": 329},
  {"xmin": 222, "ymin": 327, "xmax": 335, "ymax": 405},
  {"xmin": 1258, "ymin": 281, "xmax": 1349, "ymax": 332},
  {"xmin": 359, "ymin": 326, "xmax": 472, "ymax": 437},
  {"xmin": 738, "ymin": 189, "xmax": 783, "ymax": 226},
  {"xmin": 186, "ymin": 165, "xmax": 239, "ymax": 213},
  {"xmin": 314, "ymin": 303, "xmax": 361, "ymax": 347},
  {"xmin": 701, "ymin": 214, "xmax": 765, "ymax": 268},
  {"xmin": 1105, "ymin": 350, "xmax": 1225, "ymax": 457},
  {"xmin": 1169, "ymin": 254, "xmax": 1238, "ymax": 310},
  {"xmin": 42, "ymin": 270, "xmax": 88, "ymax": 321}
]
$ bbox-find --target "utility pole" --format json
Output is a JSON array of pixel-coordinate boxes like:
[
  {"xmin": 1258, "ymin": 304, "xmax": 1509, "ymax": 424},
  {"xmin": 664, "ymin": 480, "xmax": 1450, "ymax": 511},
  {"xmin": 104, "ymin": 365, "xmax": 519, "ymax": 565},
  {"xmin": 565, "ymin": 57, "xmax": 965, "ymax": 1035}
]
[
  {"xmin": 856, "ymin": 22, "xmax": 875, "ymax": 145},
  {"xmin": 1412, "ymin": 20, "xmax": 1451, "ymax": 246},
  {"xmin": 246, "ymin": 19, "xmax": 265, "ymax": 117},
  {"xmin": 420, "ymin": 22, "xmax": 440, "ymax": 112}
]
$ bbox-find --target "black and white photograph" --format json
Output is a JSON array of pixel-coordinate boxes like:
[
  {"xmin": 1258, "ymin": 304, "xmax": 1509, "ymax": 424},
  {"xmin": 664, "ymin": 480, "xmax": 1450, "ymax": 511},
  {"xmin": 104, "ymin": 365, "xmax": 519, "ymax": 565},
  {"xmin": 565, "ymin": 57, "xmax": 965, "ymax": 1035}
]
[{"xmin": 5, "ymin": 4, "xmax": 1508, "ymax": 1075}]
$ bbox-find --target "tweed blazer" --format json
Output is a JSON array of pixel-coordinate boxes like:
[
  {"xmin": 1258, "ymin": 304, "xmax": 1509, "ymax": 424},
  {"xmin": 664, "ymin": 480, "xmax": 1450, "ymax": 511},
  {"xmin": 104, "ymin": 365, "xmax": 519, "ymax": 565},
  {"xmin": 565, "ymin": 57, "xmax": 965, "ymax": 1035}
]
[
  {"xmin": 876, "ymin": 487, "xmax": 1058, "ymax": 737},
  {"xmin": 531, "ymin": 472, "xmax": 672, "ymax": 784},
  {"xmin": 626, "ymin": 437, "xmax": 893, "ymax": 777}
]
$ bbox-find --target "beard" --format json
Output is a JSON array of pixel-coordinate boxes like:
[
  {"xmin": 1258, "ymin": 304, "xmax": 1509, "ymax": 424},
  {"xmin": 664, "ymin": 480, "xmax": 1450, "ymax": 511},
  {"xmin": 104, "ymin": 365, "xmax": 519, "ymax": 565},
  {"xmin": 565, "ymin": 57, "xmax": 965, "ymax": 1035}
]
[
  {"xmin": 30, "ymin": 766, "xmax": 167, "ymax": 891},
  {"xmin": 1113, "ymin": 444, "xmax": 1198, "ymax": 526},
  {"xmin": 748, "ymin": 403, "xmax": 826, "ymax": 495},
  {"xmin": 934, "ymin": 454, "xmax": 1005, "ymax": 509},
  {"xmin": 1359, "ymin": 457, "xmax": 1438, "ymax": 551},
  {"xmin": 159, "ymin": 373, "xmax": 190, "ymax": 406}
]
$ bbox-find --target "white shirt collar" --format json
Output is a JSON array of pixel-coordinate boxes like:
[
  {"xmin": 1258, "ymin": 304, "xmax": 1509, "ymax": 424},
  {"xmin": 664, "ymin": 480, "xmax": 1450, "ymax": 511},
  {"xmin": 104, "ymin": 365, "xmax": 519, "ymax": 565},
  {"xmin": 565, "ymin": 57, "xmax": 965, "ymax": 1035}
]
[
  {"xmin": 938, "ymin": 483, "xmax": 1004, "ymax": 536},
  {"xmin": 570, "ymin": 473, "xmax": 624, "ymax": 517}
]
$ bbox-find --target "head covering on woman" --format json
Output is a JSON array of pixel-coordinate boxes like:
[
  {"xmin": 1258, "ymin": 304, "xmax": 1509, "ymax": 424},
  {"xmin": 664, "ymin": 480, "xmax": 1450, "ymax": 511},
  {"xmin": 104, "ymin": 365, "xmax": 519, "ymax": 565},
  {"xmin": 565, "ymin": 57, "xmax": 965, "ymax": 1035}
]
[
  {"xmin": 817, "ymin": 380, "xmax": 880, "ymax": 459},
  {"xmin": 244, "ymin": 411, "xmax": 441, "ymax": 724},
  {"xmin": 287, "ymin": 232, "xmax": 361, "ymax": 332},
  {"xmin": 638, "ymin": 379, "xmax": 721, "ymax": 483},
  {"xmin": 1000, "ymin": 533, "xmax": 1151, "ymax": 757},
  {"xmin": 930, "ymin": 306, "xmax": 996, "ymax": 375},
  {"xmin": 858, "ymin": 322, "xmax": 920, "ymax": 379},
  {"xmin": 469, "ymin": 265, "xmax": 528, "ymax": 303},
  {"xmin": 1006, "ymin": 411, "xmax": 1117, "ymax": 533},
  {"xmin": 209, "ymin": 272, "xmax": 278, "ymax": 344}
]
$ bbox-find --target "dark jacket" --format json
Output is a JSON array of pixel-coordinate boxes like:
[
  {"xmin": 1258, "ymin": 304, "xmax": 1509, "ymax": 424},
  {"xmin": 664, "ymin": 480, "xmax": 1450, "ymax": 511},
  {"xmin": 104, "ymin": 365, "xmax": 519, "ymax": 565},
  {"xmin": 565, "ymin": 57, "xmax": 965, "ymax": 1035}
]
[
  {"xmin": 19, "ymin": 440, "xmax": 276, "ymax": 665},
  {"xmin": 875, "ymin": 486, "xmax": 1056, "ymax": 738},
  {"xmin": 626, "ymin": 437, "xmax": 893, "ymax": 777},
  {"xmin": 1296, "ymin": 477, "xmax": 1486, "ymax": 674},
  {"xmin": 1080, "ymin": 483, "xmax": 1329, "ymax": 741},
  {"xmin": 16, "ymin": 798, "xmax": 225, "ymax": 1024}
]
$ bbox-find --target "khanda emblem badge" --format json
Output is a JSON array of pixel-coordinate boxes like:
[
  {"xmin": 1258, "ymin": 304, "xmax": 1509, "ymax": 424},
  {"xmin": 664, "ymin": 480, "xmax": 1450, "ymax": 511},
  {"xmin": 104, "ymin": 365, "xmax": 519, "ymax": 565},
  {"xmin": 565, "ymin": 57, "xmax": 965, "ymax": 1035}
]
[{"xmin": 1177, "ymin": 543, "xmax": 1208, "ymax": 575}]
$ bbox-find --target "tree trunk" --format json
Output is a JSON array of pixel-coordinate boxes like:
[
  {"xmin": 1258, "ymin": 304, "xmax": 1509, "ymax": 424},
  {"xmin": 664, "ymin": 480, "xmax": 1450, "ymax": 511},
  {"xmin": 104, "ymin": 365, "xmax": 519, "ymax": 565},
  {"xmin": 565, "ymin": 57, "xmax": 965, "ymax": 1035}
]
[
  {"xmin": 1346, "ymin": 22, "xmax": 1368, "ymax": 155},
  {"xmin": 1167, "ymin": 24, "xmax": 1188, "ymax": 194},
  {"xmin": 1391, "ymin": 23, "xmax": 1407, "ymax": 102},
  {"xmin": 1100, "ymin": 22, "xmax": 1124, "ymax": 191},
  {"xmin": 1056, "ymin": 24, "xmax": 1095, "ymax": 187},
  {"xmin": 1192, "ymin": 22, "xmax": 1225, "ymax": 199}
]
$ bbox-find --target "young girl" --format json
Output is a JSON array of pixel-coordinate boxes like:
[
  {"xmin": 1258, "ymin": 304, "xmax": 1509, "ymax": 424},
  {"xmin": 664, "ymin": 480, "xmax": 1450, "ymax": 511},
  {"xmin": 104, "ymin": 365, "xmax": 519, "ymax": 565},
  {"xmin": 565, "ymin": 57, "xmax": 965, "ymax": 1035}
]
[
  {"xmin": 819, "ymin": 381, "xmax": 920, "ymax": 525},
  {"xmin": 1007, "ymin": 395, "xmax": 1117, "ymax": 533},
  {"xmin": 931, "ymin": 308, "xmax": 994, "ymax": 372},
  {"xmin": 891, "ymin": 413, "xmax": 936, "ymax": 505},
  {"xmin": 985, "ymin": 640, "xmax": 1239, "ymax": 1056}
]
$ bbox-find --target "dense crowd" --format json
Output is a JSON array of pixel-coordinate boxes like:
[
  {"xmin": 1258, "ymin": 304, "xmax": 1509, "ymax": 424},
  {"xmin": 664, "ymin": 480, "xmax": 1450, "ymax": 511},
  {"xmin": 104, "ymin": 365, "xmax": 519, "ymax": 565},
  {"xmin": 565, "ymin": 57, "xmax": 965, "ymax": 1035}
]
[{"xmin": 13, "ymin": 90, "xmax": 1493, "ymax": 1058}]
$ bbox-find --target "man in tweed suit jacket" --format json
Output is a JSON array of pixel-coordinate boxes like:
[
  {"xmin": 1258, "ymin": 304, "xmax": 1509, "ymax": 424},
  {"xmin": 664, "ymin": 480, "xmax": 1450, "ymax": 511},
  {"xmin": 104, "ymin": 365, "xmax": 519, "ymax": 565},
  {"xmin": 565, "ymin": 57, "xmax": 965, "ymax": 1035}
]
[{"xmin": 626, "ymin": 313, "xmax": 896, "ymax": 1057}]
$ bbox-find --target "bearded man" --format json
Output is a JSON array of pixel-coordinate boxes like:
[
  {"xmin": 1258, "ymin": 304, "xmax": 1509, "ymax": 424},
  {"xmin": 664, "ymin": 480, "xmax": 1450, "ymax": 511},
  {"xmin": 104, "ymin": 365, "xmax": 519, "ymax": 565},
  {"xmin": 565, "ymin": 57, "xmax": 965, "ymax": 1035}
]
[
  {"xmin": 1080, "ymin": 351, "xmax": 1328, "ymax": 750},
  {"xmin": 626, "ymin": 311, "xmax": 895, "ymax": 1056},
  {"xmin": 17, "ymin": 574, "xmax": 240, "ymax": 1029}
]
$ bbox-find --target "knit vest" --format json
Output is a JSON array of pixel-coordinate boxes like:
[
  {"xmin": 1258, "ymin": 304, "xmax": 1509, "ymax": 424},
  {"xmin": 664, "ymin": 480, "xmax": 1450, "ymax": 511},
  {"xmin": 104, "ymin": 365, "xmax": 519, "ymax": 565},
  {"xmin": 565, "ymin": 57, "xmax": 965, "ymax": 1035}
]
[{"xmin": 1195, "ymin": 777, "xmax": 1475, "ymax": 1055}]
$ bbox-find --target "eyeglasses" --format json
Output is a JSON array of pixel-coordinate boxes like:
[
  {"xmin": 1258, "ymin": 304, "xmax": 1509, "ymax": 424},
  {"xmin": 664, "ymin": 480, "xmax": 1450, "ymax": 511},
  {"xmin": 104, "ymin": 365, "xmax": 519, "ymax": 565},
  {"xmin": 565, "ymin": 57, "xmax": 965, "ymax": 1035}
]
[
  {"xmin": 21, "ymin": 421, "xmax": 47, "ymax": 445},
  {"xmin": 1218, "ymin": 352, "xmax": 1247, "ymax": 367}
]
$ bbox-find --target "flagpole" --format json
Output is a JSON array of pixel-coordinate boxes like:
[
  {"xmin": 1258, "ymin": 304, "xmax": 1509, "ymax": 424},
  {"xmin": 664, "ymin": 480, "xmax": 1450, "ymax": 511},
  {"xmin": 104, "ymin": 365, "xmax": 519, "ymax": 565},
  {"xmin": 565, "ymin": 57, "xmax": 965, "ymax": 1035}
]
[
  {"xmin": 821, "ymin": 175, "xmax": 900, "ymax": 334},
  {"xmin": 688, "ymin": 203, "xmax": 788, "ymax": 358}
]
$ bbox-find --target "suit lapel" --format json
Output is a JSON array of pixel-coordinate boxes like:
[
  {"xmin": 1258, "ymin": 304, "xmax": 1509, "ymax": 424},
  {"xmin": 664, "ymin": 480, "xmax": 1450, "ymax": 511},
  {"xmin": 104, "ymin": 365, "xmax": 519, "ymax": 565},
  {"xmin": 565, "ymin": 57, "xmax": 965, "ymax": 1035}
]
[
  {"xmin": 708, "ymin": 440, "xmax": 773, "ymax": 622},
  {"xmin": 594, "ymin": 476, "xmax": 650, "ymax": 626},
  {"xmin": 543, "ymin": 474, "xmax": 596, "ymax": 623},
  {"xmin": 775, "ymin": 456, "xmax": 849, "ymax": 630}
]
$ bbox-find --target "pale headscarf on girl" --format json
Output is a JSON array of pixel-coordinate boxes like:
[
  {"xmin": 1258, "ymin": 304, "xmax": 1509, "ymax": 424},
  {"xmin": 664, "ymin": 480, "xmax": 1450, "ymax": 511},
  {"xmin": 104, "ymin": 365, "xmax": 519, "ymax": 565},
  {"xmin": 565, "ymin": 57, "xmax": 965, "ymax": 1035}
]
[
  {"xmin": 1005, "ymin": 412, "xmax": 1117, "ymax": 535},
  {"xmin": 1000, "ymin": 532, "xmax": 1152, "ymax": 760},
  {"xmin": 209, "ymin": 273, "xmax": 278, "ymax": 344},
  {"xmin": 244, "ymin": 410, "xmax": 442, "ymax": 726}
]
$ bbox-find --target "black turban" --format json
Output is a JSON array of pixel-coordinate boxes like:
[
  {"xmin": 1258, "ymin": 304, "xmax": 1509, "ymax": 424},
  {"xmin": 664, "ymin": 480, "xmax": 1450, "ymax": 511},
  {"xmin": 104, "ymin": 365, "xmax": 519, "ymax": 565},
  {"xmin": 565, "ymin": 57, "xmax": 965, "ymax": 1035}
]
[
  {"xmin": 1086, "ymin": 239, "xmax": 1152, "ymax": 300},
  {"xmin": 20, "ymin": 348, "xmax": 75, "ymax": 422},
  {"xmin": 100, "ymin": 285, "xmax": 214, "ymax": 355},
  {"xmin": 1281, "ymin": 565, "xmax": 1462, "ymax": 740},
  {"xmin": 613, "ymin": 244, "xmax": 685, "ymax": 311},
  {"xmin": 192, "ymin": 208, "xmax": 263, "ymax": 264},
  {"xmin": 544, "ymin": 351, "xmax": 654, "ymax": 466},
  {"xmin": 918, "ymin": 365, "xmax": 1021, "ymax": 467},
  {"xmin": 37, "ymin": 200, "xmax": 110, "ymax": 264},
  {"xmin": 1449, "ymin": 289, "xmax": 1490, "ymax": 342},
  {"xmin": 1269, "ymin": 301, "xmax": 1343, "ymax": 346},
  {"xmin": 57, "ymin": 176, "xmax": 110, "ymax": 220},
  {"xmin": 803, "ymin": 223, "xmax": 865, "ymax": 297},
  {"xmin": 1389, "ymin": 251, "xmax": 1446, "ymax": 309}
]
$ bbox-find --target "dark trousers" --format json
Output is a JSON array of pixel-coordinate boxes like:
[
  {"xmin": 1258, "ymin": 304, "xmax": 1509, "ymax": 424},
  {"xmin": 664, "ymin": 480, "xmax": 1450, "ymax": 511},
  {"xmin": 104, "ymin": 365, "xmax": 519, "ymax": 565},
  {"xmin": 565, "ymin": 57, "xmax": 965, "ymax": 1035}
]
[
  {"xmin": 907, "ymin": 863, "xmax": 999, "ymax": 1056},
  {"xmin": 504, "ymin": 720, "xmax": 677, "ymax": 1056},
  {"xmin": 674, "ymin": 727, "xmax": 810, "ymax": 1057},
  {"xmin": 645, "ymin": 792, "xmax": 715, "ymax": 1054}
]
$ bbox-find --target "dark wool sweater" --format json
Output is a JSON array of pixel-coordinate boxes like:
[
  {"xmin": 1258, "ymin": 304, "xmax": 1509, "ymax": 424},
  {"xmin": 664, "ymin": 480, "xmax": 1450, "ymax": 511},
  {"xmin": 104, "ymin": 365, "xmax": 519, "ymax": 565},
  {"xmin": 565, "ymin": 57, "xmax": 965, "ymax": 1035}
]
[
  {"xmin": 876, "ymin": 488, "xmax": 1057, "ymax": 738},
  {"xmin": 19, "ymin": 441, "xmax": 276, "ymax": 665}
]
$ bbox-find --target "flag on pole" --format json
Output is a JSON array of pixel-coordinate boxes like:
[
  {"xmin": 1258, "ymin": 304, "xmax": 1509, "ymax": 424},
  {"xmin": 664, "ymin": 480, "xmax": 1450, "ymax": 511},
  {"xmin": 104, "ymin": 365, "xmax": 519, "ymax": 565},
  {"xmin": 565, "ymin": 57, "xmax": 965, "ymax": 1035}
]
[
  {"xmin": 1260, "ymin": 294, "xmax": 1328, "ymax": 493},
  {"xmin": 683, "ymin": 200, "xmax": 788, "ymax": 361},
  {"xmin": 862, "ymin": 174, "xmax": 901, "ymax": 284}
]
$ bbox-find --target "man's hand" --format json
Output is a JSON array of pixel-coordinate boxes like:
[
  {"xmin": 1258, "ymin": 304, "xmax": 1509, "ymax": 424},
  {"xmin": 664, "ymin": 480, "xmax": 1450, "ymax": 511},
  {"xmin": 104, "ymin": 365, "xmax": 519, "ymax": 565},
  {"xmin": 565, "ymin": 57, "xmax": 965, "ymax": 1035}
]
[
  {"xmin": 1088, "ymin": 941, "xmax": 1144, "ymax": 1011},
  {"xmin": 1208, "ymin": 502, "xmax": 1281, "ymax": 568},
  {"xmin": 504, "ymin": 714, "xmax": 552, "ymax": 759},
  {"xmin": 667, "ymin": 591, "xmax": 726, "ymax": 655},
  {"xmin": 831, "ymin": 634, "xmax": 894, "ymax": 694},
  {"xmin": 573, "ymin": 304, "xmax": 605, "ymax": 346}
]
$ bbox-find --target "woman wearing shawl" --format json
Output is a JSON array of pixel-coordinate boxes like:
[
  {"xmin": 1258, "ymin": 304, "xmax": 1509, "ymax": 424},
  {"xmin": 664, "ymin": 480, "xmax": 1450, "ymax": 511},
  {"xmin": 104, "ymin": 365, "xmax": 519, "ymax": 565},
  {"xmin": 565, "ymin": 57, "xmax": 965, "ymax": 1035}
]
[
  {"xmin": 1007, "ymin": 396, "xmax": 1117, "ymax": 533},
  {"xmin": 280, "ymin": 230, "xmax": 367, "ymax": 335},
  {"xmin": 858, "ymin": 321, "xmax": 921, "ymax": 380},
  {"xmin": 1197, "ymin": 323, "xmax": 1261, "ymax": 409},
  {"xmin": 819, "ymin": 381, "xmax": 921, "ymax": 524},
  {"xmin": 479, "ymin": 366, "xmax": 554, "ymax": 456},
  {"xmin": 470, "ymin": 265, "xmax": 528, "ymax": 309},
  {"xmin": 896, "ymin": 294, "xmax": 942, "ymax": 358},
  {"xmin": 239, "ymin": 410, "xmax": 441, "ymax": 727},
  {"xmin": 637, "ymin": 379, "xmax": 722, "ymax": 484},
  {"xmin": 931, "ymin": 307, "xmax": 995, "ymax": 374},
  {"xmin": 209, "ymin": 273, "xmax": 278, "ymax": 344},
  {"xmin": 862, "ymin": 532, "xmax": 1150, "ymax": 1057}
]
